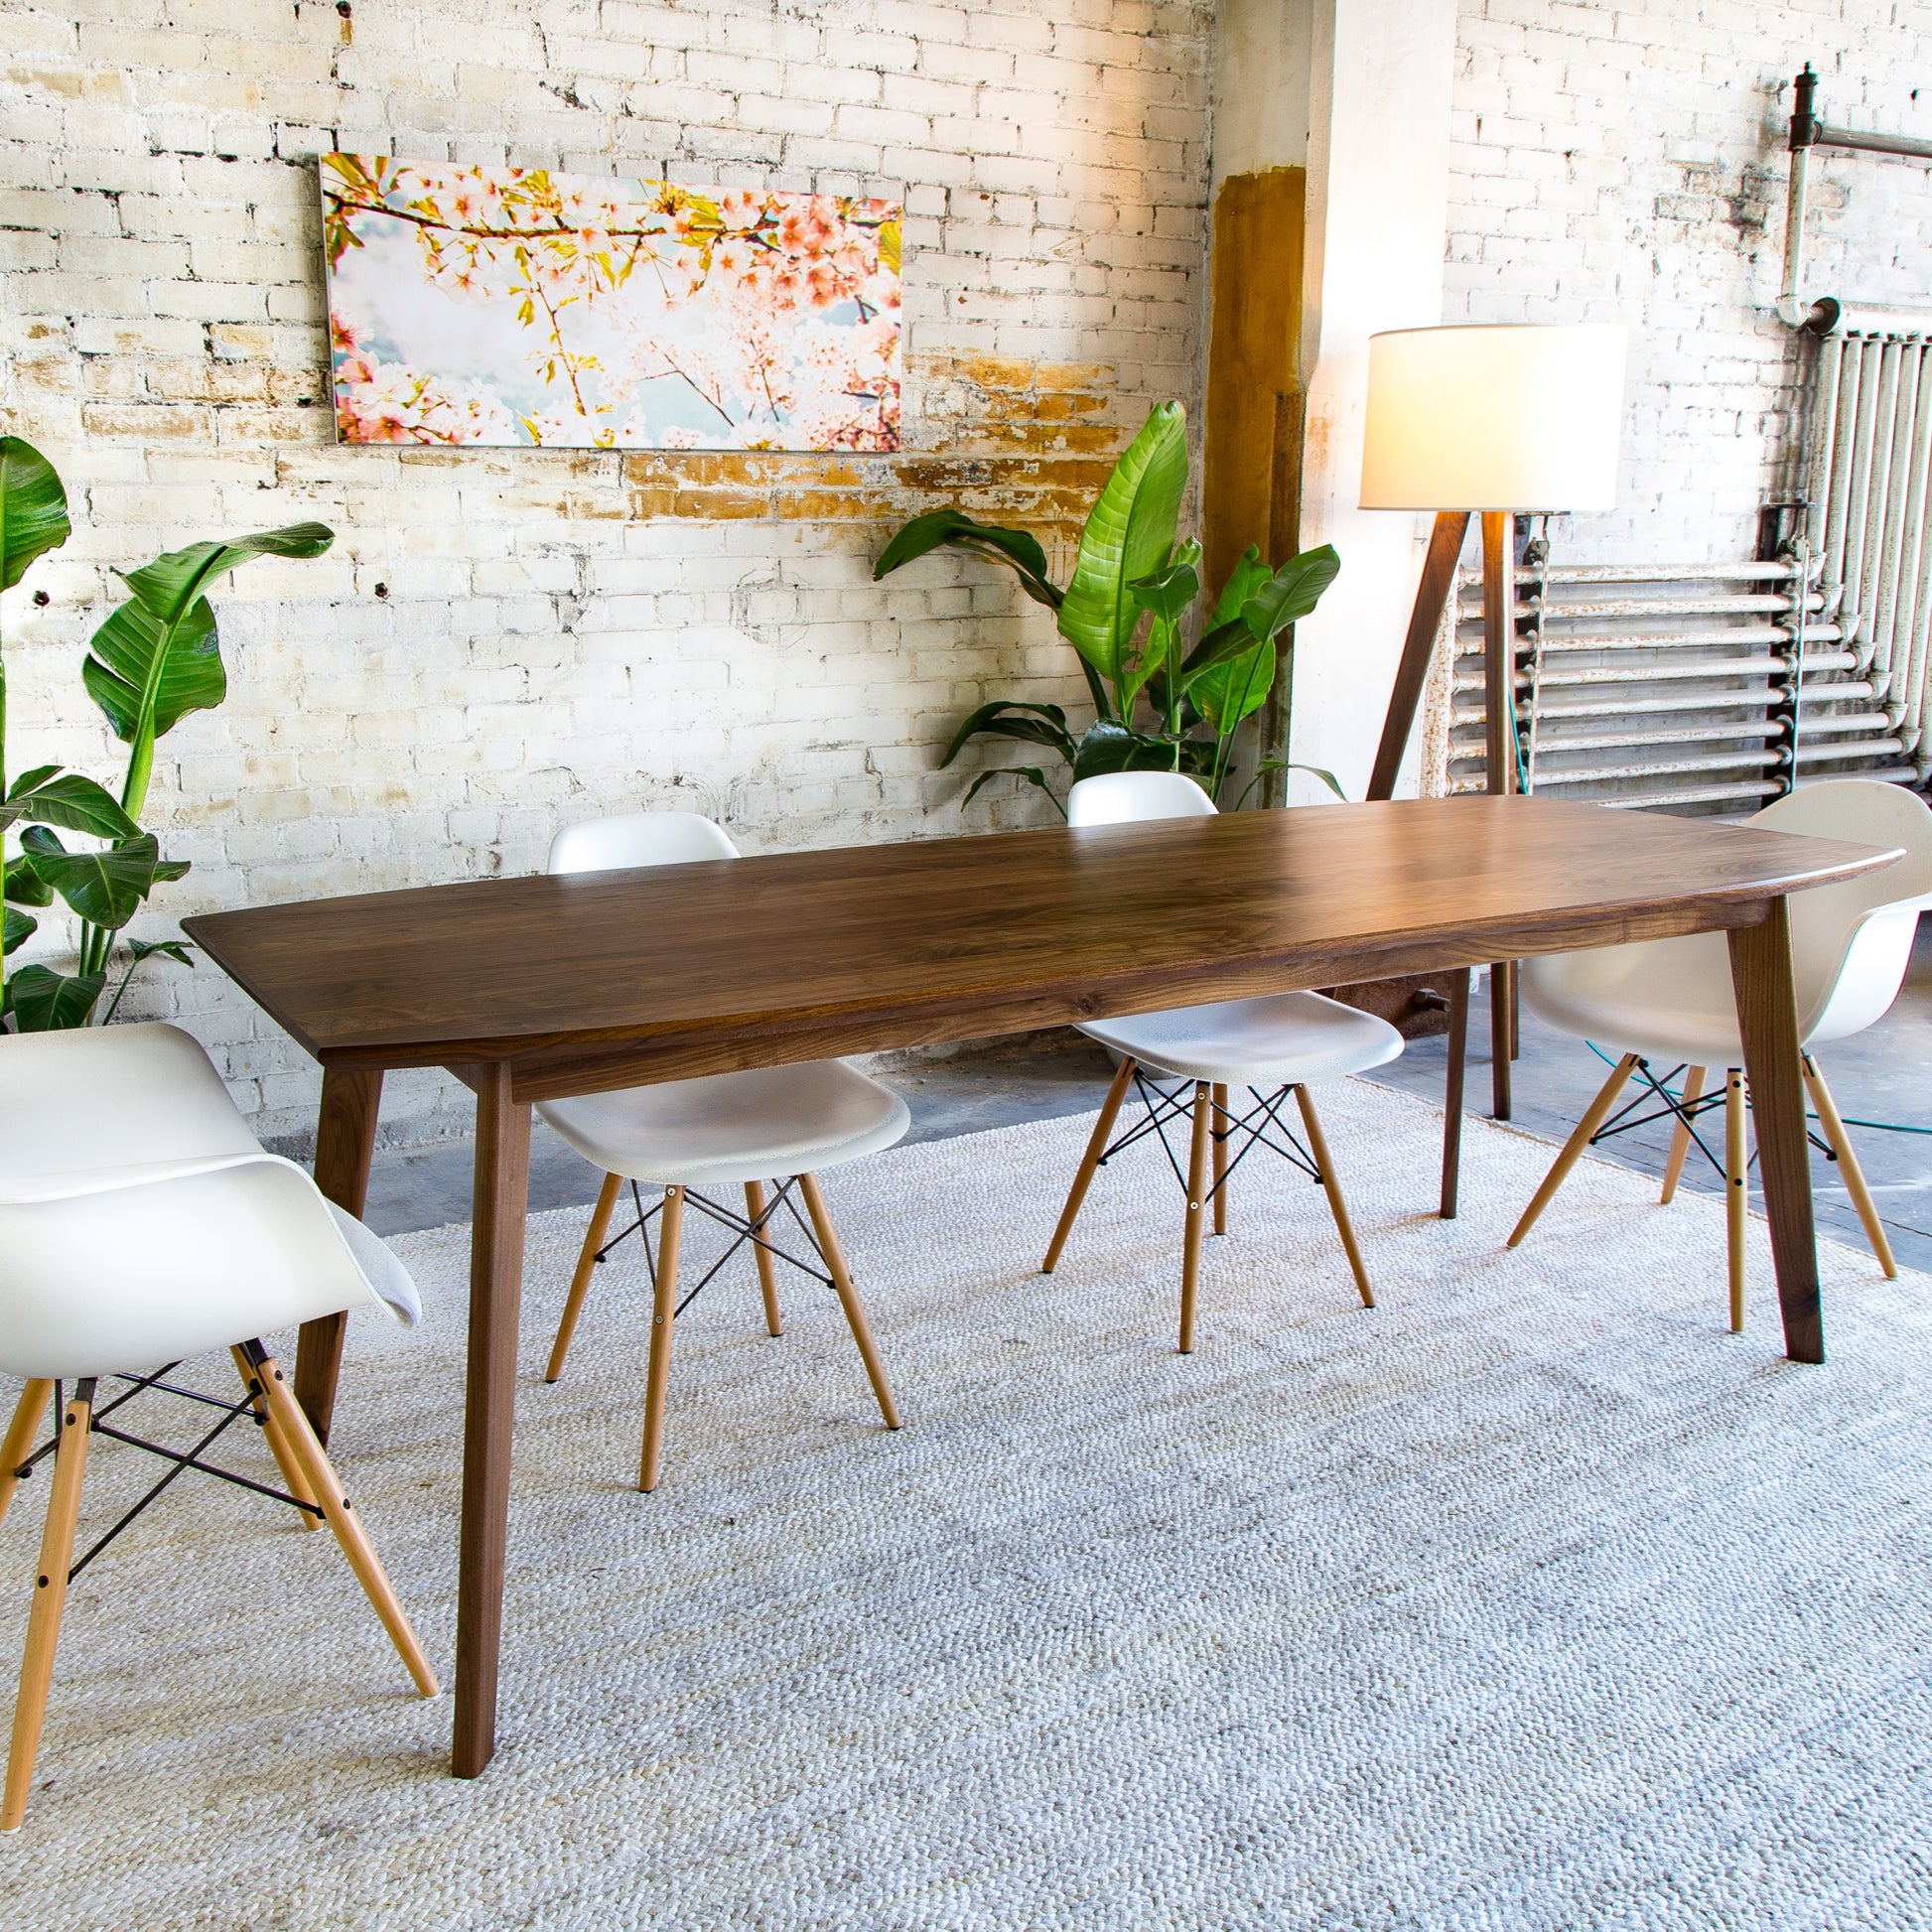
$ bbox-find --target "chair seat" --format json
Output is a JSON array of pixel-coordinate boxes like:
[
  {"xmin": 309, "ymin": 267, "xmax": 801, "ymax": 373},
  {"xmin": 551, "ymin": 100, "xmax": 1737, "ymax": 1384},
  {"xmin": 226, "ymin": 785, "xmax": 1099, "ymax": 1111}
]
[
  {"xmin": 1522, "ymin": 932, "xmax": 1747, "ymax": 1066},
  {"xmin": 1078, "ymin": 990, "xmax": 1403, "ymax": 1087},
  {"xmin": 537, "ymin": 1060, "xmax": 911, "ymax": 1187}
]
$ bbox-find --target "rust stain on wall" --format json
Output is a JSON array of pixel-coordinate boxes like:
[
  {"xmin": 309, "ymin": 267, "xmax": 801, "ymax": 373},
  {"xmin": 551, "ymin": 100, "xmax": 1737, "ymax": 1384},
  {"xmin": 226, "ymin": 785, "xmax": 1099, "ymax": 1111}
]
[{"xmin": 621, "ymin": 354, "xmax": 1123, "ymax": 547}]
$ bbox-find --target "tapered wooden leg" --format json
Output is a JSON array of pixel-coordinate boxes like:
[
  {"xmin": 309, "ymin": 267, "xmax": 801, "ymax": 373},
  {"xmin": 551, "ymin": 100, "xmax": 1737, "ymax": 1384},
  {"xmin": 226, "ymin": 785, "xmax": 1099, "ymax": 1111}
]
[
  {"xmin": 454, "ymin": 1064, "xmax": 530, "ymax": 1778},
  {"xmin": 230, "ymin": 1345, "xmax": 319, "ymax": 1533},
  {"xmin": 246, "ymin": 1349, "xmax": 439, "ymax": 1697},
  {"xmin": 638, "ymin": 1185, "xmax": 685, "ymax": 1494},
  {"xmin": 746, "ymin": 1180, "xmax": 783, "ymax": 1335},
  {"xmin": 1294, "ymin": 1086, "xmax": 1374, "ymax": 1309},
  {"xmin": 297, "ymin": 1066, "xmax": 384, "ymax": 1447},
  {"xmin": 1042, "ymin": 1055, "xmax": 1137, "ymax": 1273},
  {"xmin": 1804, "ymin": 1054, "xmax": 1897, "ymax": 1279},
  {"xmin": 2, "ymin": 1379, "xmax": 92, "ymax": 1834},
  {"xmin": 1660, "ymin": 1066, "xmax": 1707, "ymax": 1205},
  {"xmin": 1211, "ymin": 1083, "xmax": 1229, "ymax": 1235},
  {"xmin": 798, "ymin": 1172, "xmax": 900, "ymax": 1429},
  {"xmin": 1508, "ymin": 1052, "xmax": 1642, "ymax": 1247},
  {"xmin": 1489, "ymin": 962, "xmax": 1514, "ymax": 1119},
  {"xmin": 1178, "ymin": 1081, "xmax": 1212, "ymax": 1354},
  {"xmin": 547, "ymin": 1172, "xmax": 622, "ymax": 1383},
  {"xmin": 1725, "ymin": 1068, "xmax": 1748, "ymax": 1332},
  {"xmin": 1730, "ymin": 901, "xmax": 1823, "ymax": 1362},
  {"xmin": 1441, "ymin": 967, "xmax": 1470, "ymax": 1218},
  {"xmin": 0, "ymin": 1380, "xmax": 53, "ymax": 1534}
]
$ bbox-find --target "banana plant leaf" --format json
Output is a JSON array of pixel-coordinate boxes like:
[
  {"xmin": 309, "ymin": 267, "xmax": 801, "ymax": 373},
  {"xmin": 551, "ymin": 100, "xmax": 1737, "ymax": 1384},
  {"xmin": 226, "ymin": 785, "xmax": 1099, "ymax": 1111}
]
[
  {"xmin": 2, "ymin": 905, "xmax": 35, "ymax": 955},
  {"xmin": 873, "ymin": 509, "xmax": 1061, "ymax": 610},
  {"xmin": 86, "ymin": 523, "xmax": 333, "ymax": 758},
  {"xmin": 1123, "ymin": 539, "xmax": 1201, "ymax": 717},
  {"xmin": 939, "ymin": 700, "xmax": 1076, "ymax": 769},
  {"xmin": 1191, "ymin": 636, "xmax": 1277, "ymax": 735},
  {"xmin": 961, "ymin": 765, "xmax": 1066, "ymax": 817},
  {"xmin": 1238, "ymin": 544, "xmax": 1340, "ymax": 641},
  {"xmin": 1235, "ymin": 758, "xmax": 1346, "ymax": 809},
  {"xmin": 1071, "ymin": 719, "xmax": 1205, "ymax": 783},
  {"xmin": 20, "ymin": 827, "xmax": 185, "ymax": 931},
  {"xmin": 0, "ymin": 436, "xmax": 69, "ymax": 592},
  {"xmin": 1210, "ymin": 545, "xmax": 1273, "ymax": 625},
  {"xmin": 7, "ymin": 963, "xmax": 105, "ymax": 1032},
  {"xmin": 1057, "ymin": 402, "xmax": 1188, "ymax": 693},
  {"xmin": 0, "ymin": 765, "xmax": 141, "ymax": 839},
  {"xmin": 99, "ymin": 935, "xmax": 197, "ymax": 1025},
  {"xmin": 4, "ymin": 854, "xmax": 50, "ymax": 907}
]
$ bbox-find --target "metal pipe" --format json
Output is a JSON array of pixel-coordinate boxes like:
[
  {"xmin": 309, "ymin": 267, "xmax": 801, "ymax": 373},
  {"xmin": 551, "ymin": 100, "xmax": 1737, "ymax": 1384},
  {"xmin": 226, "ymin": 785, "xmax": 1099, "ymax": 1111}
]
[
  {"xmin": 1455, "ymin": 561, "xmax": 1805, "ymax": 587},
  {"xmin": 1841, "ymin": 340, "xmax": 1884, "ymax": 653},
  {"xmin": 1889, "ymin": 348, "xmax": 1932, "ymax": 753},
  {"xmin": 1812, "ymin": 123, "xmax": 1932, "ymax": 162},
  {"xmin": 1821, "ymin": 341, "xmax": 1863, "ymax": 591},
  {"xmin": 1867, "ymin": 342, "xmax": 1922, "ymax": 698}
]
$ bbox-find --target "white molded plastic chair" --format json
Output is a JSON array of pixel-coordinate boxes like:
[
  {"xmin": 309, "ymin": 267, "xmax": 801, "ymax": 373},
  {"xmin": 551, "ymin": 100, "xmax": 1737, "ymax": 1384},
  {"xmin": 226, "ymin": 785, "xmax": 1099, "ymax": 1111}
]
[
  {"xmin": 1042, "ymin": 772, "xmax": 1404, "ymax": 1349},
  {"xmin": 537, "ymin": 812, "xmax": 909, "ymax": 1491},
  {"xmin": 1508, "ymin": 779, "xmax": 1932, "ymax": 1327},
  {"xmin": 0, "ymin": 1022, "xmax": 436, "ymax": 1833}
]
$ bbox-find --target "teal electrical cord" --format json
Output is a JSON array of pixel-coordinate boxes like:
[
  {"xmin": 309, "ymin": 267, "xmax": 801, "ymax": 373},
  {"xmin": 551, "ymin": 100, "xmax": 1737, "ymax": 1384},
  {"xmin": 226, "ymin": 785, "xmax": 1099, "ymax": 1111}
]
[{"xmin": 1581, "ymin": 1037, "xmax": 1932, "ymax": 1135}]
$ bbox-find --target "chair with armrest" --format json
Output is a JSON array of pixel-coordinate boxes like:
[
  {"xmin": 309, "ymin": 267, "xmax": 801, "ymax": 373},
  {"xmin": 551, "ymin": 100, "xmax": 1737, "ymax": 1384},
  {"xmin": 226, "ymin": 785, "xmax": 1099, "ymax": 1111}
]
[
  {"xmin": 1040, "ymin": 771, "xmax": 1404, "ymax": 1350},
  {"xmin": 0, "ymin": 1021, "xmax": 436, "ymax": 1833},
  {"xmin": 537, "ymin": 811, "xmax": 909, "ymax": 1491},
  {"xmin": 1507, "ymin": 778, "xmax": 1932, "ymax": 1327}
]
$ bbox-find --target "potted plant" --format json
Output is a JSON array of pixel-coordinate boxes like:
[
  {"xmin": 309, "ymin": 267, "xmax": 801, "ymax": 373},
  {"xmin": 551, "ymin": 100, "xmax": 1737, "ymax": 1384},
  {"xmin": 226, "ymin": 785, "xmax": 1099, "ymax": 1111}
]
[
  {"xmin": 874, "ymin": 399, "xmax": 1341, "ymax": 815},
  {"xmin": 0, "ymin": 434, "xmax": 334, "ymax": 1030}
]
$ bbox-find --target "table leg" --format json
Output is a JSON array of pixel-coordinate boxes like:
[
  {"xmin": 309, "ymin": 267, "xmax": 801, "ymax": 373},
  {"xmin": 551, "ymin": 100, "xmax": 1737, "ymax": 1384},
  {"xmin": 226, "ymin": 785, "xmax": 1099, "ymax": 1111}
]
[
  {"xmin": 1441, "ymin": 967, "xmax": 1470, "ymax": 1218},
  {"xmin": 296, "ymin": 1066, "xmax": 384, "ymax": 1446},
  {"xmin": 455, "ymin": 1062, "xmax": 532, "ymax": 1778},
  {"xmin": 1728, "ymin": 900, "xmax": 1822, "ymax": 1364},
  {"xmin": 1489, "ymin": 961, "xmax": 1513, "ymax": 1119}
]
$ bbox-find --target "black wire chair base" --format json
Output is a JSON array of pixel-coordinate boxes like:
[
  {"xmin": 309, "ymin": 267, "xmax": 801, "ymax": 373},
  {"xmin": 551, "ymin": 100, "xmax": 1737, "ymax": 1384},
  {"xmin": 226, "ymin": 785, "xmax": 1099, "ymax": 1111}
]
[
  {"xmin": 1587, "ymin": 1057, "xmax": 1836, "ymax": 1188},
  {"xmin": 11, "ymin": 1356, "xmax": 322, "ymax": 1587},
  {"xmin": 1099, "ymin": 1069, "xmax": 1326, "ymax": 1201},
  {"xmin": 595, "ymin": 1174, "xmax": 837, "ymax": 1316}
]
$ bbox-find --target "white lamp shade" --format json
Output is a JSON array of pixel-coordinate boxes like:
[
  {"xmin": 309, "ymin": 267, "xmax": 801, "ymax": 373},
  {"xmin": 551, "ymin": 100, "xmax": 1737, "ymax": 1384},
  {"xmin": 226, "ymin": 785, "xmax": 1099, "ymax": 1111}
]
[{"xmin": 1359, "ymin": 323, "xmax": 1628, "ymax": 512}]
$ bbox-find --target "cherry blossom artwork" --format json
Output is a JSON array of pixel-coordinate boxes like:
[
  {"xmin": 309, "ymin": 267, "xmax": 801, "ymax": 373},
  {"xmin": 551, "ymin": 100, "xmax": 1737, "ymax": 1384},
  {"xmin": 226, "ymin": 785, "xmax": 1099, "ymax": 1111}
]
[{"xmin": 321, "ymin": 155, "xmax": 902, "ymax": 451}]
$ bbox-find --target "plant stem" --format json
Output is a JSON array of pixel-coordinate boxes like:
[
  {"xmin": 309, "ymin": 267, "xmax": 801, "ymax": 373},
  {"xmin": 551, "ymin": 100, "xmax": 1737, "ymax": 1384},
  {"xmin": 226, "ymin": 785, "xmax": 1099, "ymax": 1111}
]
[{"xmin": 0, "ymin": 605, "xmax": 8, "ymax": 1022}]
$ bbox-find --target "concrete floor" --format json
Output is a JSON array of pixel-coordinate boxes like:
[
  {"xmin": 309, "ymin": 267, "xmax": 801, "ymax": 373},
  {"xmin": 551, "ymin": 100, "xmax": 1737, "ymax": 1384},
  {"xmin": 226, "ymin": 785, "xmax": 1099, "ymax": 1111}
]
[{"xmin": 363, "ymin": 928, "xmax": 1932, "ymax": 1275}]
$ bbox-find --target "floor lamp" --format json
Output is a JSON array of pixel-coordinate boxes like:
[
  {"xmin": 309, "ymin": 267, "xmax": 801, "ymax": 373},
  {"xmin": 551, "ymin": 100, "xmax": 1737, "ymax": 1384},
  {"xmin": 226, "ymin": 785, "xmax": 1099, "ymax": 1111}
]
[{"xmin": 1357, "ymin": 323, "xmax": 1628, "ymax": 1198}]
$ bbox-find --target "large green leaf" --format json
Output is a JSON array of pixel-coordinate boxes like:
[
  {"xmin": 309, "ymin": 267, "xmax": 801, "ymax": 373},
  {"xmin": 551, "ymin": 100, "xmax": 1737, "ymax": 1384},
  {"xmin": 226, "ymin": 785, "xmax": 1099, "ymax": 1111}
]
[
  {"xmin": 1057, "ymin": 403, "xmax": 1189, "ymax": 691},
  {"xmin": 874, "ymin": 509, "xmax": 1060, "ymax": 610},
  {"xmin": 2, "ymin": 905, "xmax": 36, "ymax": 955},
  {"xmin": 84, "ymin": 594, "xmax": 221, "ymax": 742},
  {"xmin": 0, "ymin": 766, "xmax": 141, "ymax": 839},
  {"xmin": 0, "ymin": 436, "xmax": 69, "ymax": 592},
  {"xmin": 20, "ymin": 826, "xmax": 179, "ymax": 930},
  {"xmin": 1238, "ymin": 544, "xmax": 1340, "ymax": 643},
  {"xmin": 1191, "ymin": 636, "xmax": 1277, "ymax": 735},
  {"xmin": 7, "ymin": 963, "xmax": 105, "ymax": 1032},
  {"xmin": 939, "ymin": 700, "xmax": 1076, "ymax": 769},
  {"xmin": 1123, "ymin": 539, "xmax": 1201, "ymax": 717},
  {"xmin": 1071, "ymin": 719, "xmax": 1202, "ymax": 783},
  {"xmin": 5, "ymin": 853, "xmax": 51, "ymax": 906},
  {"xmin": 1209, "ymin": 545, "xmax": 1273, "ymax": 626},
  {"xmin": 117, "ymin": 522, "xmax": 335, "ymax": 630}
]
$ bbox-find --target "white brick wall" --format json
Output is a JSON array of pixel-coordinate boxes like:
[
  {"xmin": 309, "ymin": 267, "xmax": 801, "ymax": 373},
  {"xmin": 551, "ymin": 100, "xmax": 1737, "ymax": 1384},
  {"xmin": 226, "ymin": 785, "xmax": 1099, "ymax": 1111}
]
[
  {"xmin": 1446, "ymin": 0, "xmax": 1932, "ymax": 565},
  {"xmin": 0, "ymin": 0, "xmax": 1211, "ymax": 1150}
]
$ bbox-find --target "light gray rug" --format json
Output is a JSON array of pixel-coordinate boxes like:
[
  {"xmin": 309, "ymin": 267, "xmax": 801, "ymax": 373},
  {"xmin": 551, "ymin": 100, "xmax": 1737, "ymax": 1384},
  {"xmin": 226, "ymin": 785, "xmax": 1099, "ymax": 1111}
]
[{"xmin": 3, "ymin": 1080, "xmax": 1932, "ymax": 1930}]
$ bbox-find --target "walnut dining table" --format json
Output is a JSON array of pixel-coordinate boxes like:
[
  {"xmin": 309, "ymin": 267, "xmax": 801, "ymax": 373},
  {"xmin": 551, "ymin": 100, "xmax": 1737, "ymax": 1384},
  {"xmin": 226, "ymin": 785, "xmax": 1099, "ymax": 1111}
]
[{"xmin": 181, "ymin": 793, "xmax": 1898, "ymax": 1778}]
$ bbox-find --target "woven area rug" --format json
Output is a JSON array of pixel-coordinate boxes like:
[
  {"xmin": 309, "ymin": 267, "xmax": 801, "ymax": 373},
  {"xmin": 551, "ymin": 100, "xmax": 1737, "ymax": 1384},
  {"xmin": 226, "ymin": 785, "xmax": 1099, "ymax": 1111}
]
[{"xmin": 5, "ymin": 1079, "xmax": 1932, "ymax": 1930}]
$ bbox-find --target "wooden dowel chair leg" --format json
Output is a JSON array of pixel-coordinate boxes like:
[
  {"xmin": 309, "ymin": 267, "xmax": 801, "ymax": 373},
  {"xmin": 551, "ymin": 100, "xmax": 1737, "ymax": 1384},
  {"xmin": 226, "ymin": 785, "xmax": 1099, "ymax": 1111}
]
[
  {"xmin": 1805, "ymin": 1054, "xmax": 1897, "ymax": 1280},
  {"xmin": 1178, "ymin": 1081, "xmax": 1212, "ymax": 1354},
  {"xmin": 638, "ymin": 1185, "xmax": 685, "ymax": 1493},
  {"xmin": 746, "ymin": 1180, "xmax": 783, "ymax": 1335},
  {"xmin": 230, "ymin": 1346, "xmax": 319, "ymax": 1533},
  {"xmin": 1211, "ymin": 1083, "xmax": 1229, "ymax": 1236},
  {"xmin": 1507, "ymin": 1052, "xmax": 1642, "ymax": 1248},
  {"xmin": 249, "ymin": 1351, "xmax": 439, "ymax": 1698},
  {"xmin": 0, "ymin": 1380, "xmax": 53, "ymax": 1535},
  {"xmin": 1294, "ymin": 1086, "xmax": 1374, "ymax": 1309},
  {"xmin": 798, "ymin": 1173, "xmax": 900, "ymax": 1431},
  {"xmin": 547, "ymin": 1171, "xmax": 622, "ymax": 1384},
  {"xmin": 3, "ymin": 1379, "xmax": 94, "ymax": 1834},
  {"xmin": 1042, "ymin": 1055, "xmax": 1136, "ymax": 1274},
  {"xmin": 1660, "ymin": 1066, "xmax": 1707, "ymax": 1205},
  {"xmin": 1725, "ymin": 1068, "xmax": 1748, "ymax": 1332}
]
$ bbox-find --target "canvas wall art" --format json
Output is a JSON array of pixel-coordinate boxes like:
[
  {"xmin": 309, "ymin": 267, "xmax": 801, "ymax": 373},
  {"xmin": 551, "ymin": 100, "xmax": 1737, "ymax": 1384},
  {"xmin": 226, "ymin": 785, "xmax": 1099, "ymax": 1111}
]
[{"xmin": 321, "ymin": 155, "xmax": 902, "ymax": 451}]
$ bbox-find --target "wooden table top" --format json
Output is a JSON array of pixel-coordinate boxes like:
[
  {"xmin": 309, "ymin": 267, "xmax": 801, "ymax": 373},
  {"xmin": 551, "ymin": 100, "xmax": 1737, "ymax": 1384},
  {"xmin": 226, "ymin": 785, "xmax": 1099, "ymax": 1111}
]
[{"xmin": 183, "ymin": 794, "xmax": 1898, "ymax": 1097}]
